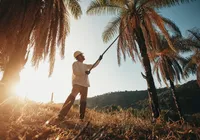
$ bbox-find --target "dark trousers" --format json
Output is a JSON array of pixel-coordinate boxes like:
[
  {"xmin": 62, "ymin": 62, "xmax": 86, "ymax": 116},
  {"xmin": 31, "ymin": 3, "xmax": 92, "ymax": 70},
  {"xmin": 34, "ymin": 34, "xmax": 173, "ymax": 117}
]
[{"xmin": 58, "ymin": 84, "xmax": 88, "ymax": 119}]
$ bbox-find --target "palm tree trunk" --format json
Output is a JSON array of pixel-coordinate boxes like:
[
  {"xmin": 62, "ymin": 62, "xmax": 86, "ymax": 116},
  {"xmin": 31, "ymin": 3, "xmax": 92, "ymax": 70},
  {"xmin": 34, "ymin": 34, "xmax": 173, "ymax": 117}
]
[
  {"xmin": 0, "ymin": 48, "xmax": 27, "ymax": 102},
  {"xmin": 1, "ymin": 38, "xmax": 31, "ymax": 96},
  {"xmin": 135, "ymin": 27, "xmax": 160, "ymax": 119},
  {"xmin": 1, "ymin": 47, "xmax": 27, "ymax": 85},
  {"xmin": 169, "ymin": 79, "xmax": 184, "ymax": 121}
]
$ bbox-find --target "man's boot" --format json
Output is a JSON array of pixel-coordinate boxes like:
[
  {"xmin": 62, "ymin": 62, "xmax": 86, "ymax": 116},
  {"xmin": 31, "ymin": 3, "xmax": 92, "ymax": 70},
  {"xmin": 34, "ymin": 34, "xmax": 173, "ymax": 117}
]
[
  {"xmin": 58, "ymin": 95, "xmax": 75, "ymax": 120},
  {"xmin": 80, "ymin": 101, "xmax": 86, "ymax": 120}
]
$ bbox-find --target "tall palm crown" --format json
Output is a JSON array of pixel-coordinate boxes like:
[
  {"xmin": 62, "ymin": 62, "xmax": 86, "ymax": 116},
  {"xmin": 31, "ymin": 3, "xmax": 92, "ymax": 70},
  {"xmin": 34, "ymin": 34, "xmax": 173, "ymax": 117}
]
[
  {"xmin": 150, "ymin": 35, "xmax": 187, "ymax": 121},
  {"xmin": 0, "ymin": 0, "xmax": 82, "ymax": 76},
  {"xmin": 183, "ymin": 28, "xmax": 200, "ymax": 86},
  {"xmin": 87, "ymin": 0, "xmax": 189, "ymax": 65},
  {"xmin": 150, "ymin": 36, "xmax": 187, "ymax": 87}
]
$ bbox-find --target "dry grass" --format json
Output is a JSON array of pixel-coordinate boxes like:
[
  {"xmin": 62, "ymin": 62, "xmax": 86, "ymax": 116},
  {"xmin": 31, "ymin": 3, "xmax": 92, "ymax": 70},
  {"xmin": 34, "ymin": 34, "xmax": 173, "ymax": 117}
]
[{"xmin": 0, "ymin": 97, "xmax": 199, "ymax": 140}]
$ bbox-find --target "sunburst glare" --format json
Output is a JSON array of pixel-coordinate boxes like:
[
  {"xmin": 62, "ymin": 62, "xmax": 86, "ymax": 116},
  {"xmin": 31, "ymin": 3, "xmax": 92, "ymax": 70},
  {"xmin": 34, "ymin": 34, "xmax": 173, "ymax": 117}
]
[{"xmin": 14, "ymin": 83, "xmax": 27, "ymax": 99}]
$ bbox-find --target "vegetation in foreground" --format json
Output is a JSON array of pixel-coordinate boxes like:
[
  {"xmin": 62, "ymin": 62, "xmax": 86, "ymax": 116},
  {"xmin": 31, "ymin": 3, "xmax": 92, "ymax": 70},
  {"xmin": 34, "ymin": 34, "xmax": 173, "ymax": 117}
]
[{"xmin": 0, "ymin": 97, "xmax": 200, "ymax": 140}]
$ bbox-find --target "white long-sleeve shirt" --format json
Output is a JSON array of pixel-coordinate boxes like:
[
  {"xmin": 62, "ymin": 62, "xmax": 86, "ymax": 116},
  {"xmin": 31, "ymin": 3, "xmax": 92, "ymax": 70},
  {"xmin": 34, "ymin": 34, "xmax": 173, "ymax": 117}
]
[{"xmin": 72, "ymin": 61, "xmax": 99, "ymax": 87}]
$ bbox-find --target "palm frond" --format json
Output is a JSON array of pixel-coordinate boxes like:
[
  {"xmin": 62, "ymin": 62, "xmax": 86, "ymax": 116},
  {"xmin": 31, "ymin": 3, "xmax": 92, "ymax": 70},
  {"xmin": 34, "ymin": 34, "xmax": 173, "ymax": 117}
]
[
  {"xmin": 65, "ymin": 0, "xmax": 82, "ymax": 19},
  {"xmin": 178, "ymin": 28, "xmax": 200, "ymax": 54},
  {"xmin": 148, "ymin": 7, "xmax": 176, "ymax": 52},
  {"xmin": 183, "ymin": 56, "xmax": 197, "ymax": 75},
  {"xmin": 87, "ymin": 0, "xmax": 122, "ymax": 15},
  {"xmin": 174, "ymin": 38, "xmax": 198, "ymax": 53},
  {"xmin": 150, "ymin": 35, "xmax": 186, "ymax": 87},
  {"xmin": 188, "ymin": 28, "xmax": 200, "ymax": 42},
  {"xmin": 161, "ymin": 17, "xmax": 182, "ymax": 37},
  {"xmin": 120, "ymin": 15, "xmax": 139, "ymax": 64},
  {"xmin": 58, "ymin": 0, "xmax": 69, "ymax": 59},
  {"xmin": 103, "ymin": 16, "xmax": 121, "ymax": 43},
  {"xmin": 110, "ymin": 0, "xmax": 127, "ymax": 6},
  {"xmin": 161, "ymin": 60, "xmax": 169, "ymax": 86},
  {"xmin": 117, "ymin": 21, "xmax": 128, "ymax": 65},
  {"xmin": 142, "ymin": 0, "xmax": 195, "ymax": 9},
  {"xmin": 31, "ymin": 0, "xmax": 70, "ymax": 76},
  {"xmin": 172, "ymin": 58, "xmax": 183, "ymax": 81},
  {"xmin": 144, "ymin": 13, "xmax": 158, "ymax": 49},
  {"xmin": 117, "ymin": 35, "xmax": 126, "ymax": 65},
  {"xmin": 152, "ymin": 56, "xmax": 162, "ymax": 85},
  {"xmin": 155, "ymin": 65, "xmax": 162, "ymax": 86}
]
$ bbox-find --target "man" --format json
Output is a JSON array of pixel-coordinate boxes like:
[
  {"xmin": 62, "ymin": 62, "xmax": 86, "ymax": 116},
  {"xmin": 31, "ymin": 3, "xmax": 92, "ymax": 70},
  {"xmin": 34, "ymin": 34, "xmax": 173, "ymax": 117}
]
[{"xmin": 57, "ymin": 51, "xmax": 102, "ymax": 121}]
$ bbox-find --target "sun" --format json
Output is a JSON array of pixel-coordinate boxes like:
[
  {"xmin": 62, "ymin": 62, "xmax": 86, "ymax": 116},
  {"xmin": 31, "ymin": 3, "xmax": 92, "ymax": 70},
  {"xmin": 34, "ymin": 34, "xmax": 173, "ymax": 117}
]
[
  {"xmin": 14, "ymin": 83, "xmax": 27, "ymax": 99},
  {"xmin": 12, "ymin": 62, "xmax": 60, "ymax": 103},
  {"xmin": 11, "ymin": 54, "xmax": 72, "ymax": 103}
]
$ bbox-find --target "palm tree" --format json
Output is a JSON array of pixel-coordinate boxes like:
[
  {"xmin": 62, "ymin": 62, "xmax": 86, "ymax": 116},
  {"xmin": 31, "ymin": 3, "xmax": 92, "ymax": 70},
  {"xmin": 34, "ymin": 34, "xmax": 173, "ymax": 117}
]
[
  {"xmin": 150, "ymin": 35, "xmax": 187, "ymax": 121},
  {"xmin": 0, "ymin": 0, "xmax": 82, "ymax": 92},
  {"xmin": 182, "ymin": 28, "xmax": 200, "ymax": 87},
  {"xmin": 87, "ymin": 0, "xmax": 191, "ymax": 119}
]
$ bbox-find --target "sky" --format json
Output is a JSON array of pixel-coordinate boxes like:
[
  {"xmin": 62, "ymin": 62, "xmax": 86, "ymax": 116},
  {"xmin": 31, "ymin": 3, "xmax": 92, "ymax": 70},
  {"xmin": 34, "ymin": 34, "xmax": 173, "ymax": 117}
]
[{"xmin": 14, "ymin": 0, "xmax": 200, "ymax": 103}]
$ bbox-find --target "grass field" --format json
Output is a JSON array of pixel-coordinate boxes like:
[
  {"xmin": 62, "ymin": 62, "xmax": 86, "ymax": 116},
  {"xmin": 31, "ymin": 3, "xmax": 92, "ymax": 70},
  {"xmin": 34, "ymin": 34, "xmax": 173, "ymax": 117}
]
[{"xmin": 0, "ymin": 96, "xmax": 199, "ymax": 140}]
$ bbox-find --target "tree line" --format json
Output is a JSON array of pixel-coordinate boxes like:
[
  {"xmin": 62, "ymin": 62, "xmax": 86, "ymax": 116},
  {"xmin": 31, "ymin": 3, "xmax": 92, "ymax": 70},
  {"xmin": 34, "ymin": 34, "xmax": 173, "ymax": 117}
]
[{"xmin": 86, "ymin": 80, "xmax": 200, "ymax": 115}]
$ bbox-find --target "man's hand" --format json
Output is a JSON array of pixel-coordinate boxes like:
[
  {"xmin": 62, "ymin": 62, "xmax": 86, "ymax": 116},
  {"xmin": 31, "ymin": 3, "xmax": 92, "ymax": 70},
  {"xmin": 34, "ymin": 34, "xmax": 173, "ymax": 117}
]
[
  {"xmin": 85, "ymin": 71, "xmax": 90, "ymax": 75},
  {"xmin": 98, "ymin": 55, "xmax": 103, "ymax": 61}
]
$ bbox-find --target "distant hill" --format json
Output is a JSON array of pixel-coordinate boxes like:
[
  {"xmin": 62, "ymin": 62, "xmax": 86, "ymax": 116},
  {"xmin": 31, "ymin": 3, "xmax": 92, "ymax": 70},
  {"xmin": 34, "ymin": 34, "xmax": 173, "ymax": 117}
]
[{"xmin": 84, "ymin": 80, "xmax": 200, "ymax": 114}]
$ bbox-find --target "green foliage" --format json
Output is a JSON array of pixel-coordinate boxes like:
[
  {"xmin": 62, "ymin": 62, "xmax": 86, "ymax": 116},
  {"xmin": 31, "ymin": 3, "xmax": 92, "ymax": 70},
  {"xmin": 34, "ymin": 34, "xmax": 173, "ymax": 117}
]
[
  {"xmin": 86, "ymin": 90, "xmax": 148, "ymax": 109},
  {"xmin": 86, "ymin": 80, "xmax": 200, "ymax": 115}
]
